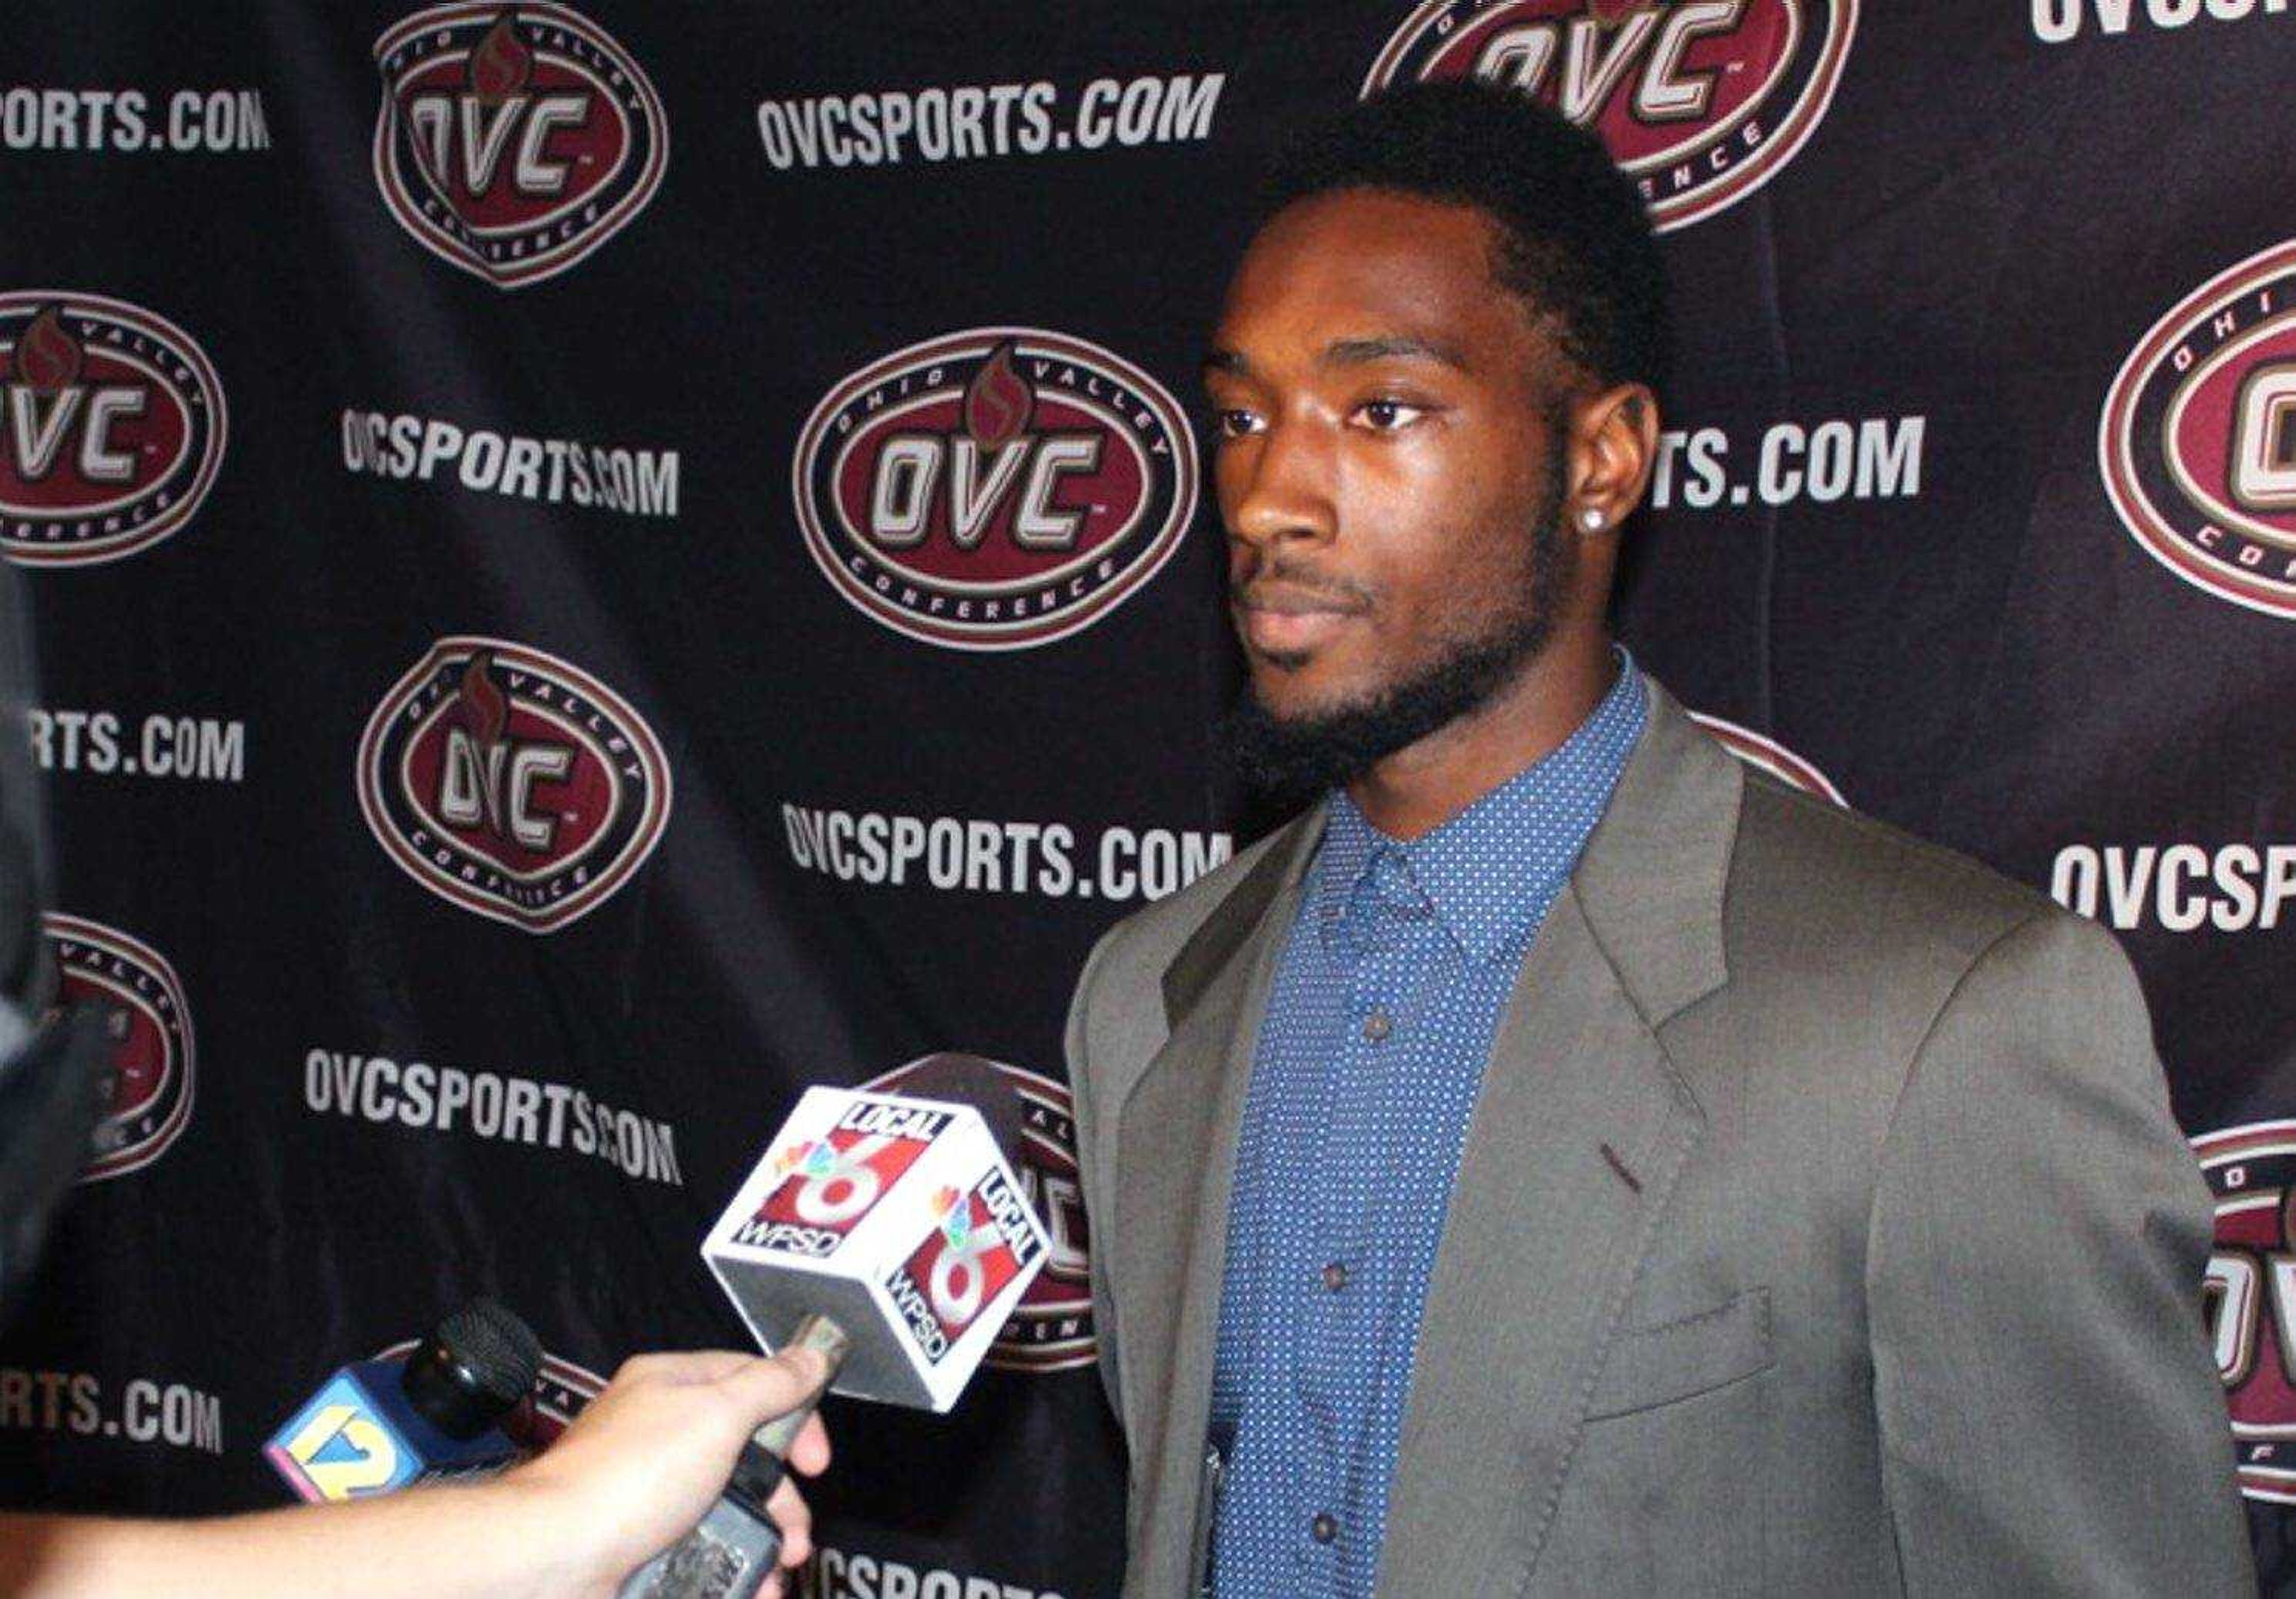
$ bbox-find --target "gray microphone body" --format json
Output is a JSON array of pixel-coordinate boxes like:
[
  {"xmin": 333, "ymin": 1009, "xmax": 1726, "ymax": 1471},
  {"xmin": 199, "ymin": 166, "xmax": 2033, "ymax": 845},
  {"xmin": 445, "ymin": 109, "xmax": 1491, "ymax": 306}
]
[{"xmin": 615, "ymin": 1314, "xmax": 850, "ymax": 1599}]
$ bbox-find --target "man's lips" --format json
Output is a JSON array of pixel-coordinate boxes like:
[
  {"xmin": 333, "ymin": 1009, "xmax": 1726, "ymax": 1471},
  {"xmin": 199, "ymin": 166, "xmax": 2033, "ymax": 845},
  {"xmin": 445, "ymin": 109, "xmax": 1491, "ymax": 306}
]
[{"xmin": 1231, "ymin": 585, "xmax": 1367, "ymax": 653}]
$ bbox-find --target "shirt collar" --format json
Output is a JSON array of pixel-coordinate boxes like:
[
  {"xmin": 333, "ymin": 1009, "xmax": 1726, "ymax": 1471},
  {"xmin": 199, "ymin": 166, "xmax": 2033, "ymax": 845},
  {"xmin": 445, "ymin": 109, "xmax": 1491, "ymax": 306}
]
[{"xmin": 1312, "ymin": 647, "xmax": 1649, "ymax": 964}]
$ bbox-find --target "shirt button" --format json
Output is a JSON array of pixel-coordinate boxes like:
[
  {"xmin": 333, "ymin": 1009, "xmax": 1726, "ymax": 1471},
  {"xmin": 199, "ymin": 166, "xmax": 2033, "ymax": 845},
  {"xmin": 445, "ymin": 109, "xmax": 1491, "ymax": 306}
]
[
  {"xmin": 1311, "ymin": 1512, "xmax": 1339, "ymax": 1544},
  {"xmin": 1361, "ymin": 1010, "xmax": 1393, "ymax": 1042},
  {"xmin": 1321, "ymin": 1261, "xmax": 1348, "ymax": 1291}
]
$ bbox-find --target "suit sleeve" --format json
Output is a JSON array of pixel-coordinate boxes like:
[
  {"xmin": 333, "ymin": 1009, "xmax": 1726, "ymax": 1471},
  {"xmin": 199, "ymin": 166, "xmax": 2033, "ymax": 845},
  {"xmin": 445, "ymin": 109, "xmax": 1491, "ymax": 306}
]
[
  {"xmin": 1064, "ymin": 923, "xmax": 1125, "ymax": 1433},
  {"xmin": 1866, "ymin": 908, "xmax": 2252, "ymax": 1597}
]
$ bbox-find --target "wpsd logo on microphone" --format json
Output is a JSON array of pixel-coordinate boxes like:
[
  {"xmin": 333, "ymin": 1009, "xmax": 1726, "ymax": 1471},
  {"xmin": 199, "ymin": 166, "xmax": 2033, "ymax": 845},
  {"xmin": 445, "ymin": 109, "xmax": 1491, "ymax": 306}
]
[
  {"xmin": 44, "ymin": 913, "xmax": 196, "ymax": 1182},
  {"xmin": 2102, "ymin": 240, "xmax": 2296, "ymax": 620},
  {"xmin": 862, "ymin": 1054, "xmax": 1097, "ymax": 1374},
  {"xmin": 734, "ymin": 1099, "xmax": 956, "ymax": 1257},
  {"xmin": 357, "ymin": 637, "xmax": 672, "ymax": 933},
  {"xmin": 372, "ymin": 3, "xmax": 668, "ymax": 289},
  {"xmin": 883, "ymin": 1169, "xmax": 1045, "ymax": 1365},
  {"xmin": 793, "ymin": 328, "xmax": 1197, "ymax": 650},
  {"xmin": 1362, "ymin": 0, "xmax": 1858, "ymax": 233},
  {"xmin": 0, "ymin": 293, "xmax": 226, "ymax": 565}
]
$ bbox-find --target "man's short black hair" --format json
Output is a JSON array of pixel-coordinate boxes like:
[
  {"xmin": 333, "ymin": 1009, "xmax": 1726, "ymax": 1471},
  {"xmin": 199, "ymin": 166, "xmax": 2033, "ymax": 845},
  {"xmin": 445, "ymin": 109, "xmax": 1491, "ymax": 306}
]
[{"xmin": 1261, "ymin": 77, "xmax": 1670, "ymax": 395}]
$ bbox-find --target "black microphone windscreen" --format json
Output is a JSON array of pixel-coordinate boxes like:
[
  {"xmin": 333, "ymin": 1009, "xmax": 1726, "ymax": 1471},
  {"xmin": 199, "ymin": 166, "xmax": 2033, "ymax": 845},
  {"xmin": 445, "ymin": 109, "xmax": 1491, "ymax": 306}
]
[{"xmin": 435, "ymin": 1298, "xmax": 543, "ymax": 1408}]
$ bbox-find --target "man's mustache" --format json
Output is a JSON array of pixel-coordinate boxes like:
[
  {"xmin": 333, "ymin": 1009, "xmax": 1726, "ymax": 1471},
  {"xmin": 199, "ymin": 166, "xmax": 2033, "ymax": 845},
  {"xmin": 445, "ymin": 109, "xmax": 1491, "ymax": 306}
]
[{"xmin": 1226, "ymin": 560, "xmax": 1374, "ymax": 613}]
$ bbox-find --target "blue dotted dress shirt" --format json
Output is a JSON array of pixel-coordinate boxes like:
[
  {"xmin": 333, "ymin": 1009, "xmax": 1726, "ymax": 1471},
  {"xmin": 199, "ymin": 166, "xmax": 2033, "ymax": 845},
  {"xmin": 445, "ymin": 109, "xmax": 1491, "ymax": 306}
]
[{"xmin": 1205, "ymin": 655, "xmax": 1648, "ymax": 1598}]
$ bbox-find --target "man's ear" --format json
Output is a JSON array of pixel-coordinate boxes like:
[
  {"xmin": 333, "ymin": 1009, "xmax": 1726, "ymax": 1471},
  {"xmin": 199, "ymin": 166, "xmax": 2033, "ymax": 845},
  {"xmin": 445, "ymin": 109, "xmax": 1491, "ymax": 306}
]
[{"xmin": 1567, "ymin": 382, "xmax": 1661, "ymax": 530}]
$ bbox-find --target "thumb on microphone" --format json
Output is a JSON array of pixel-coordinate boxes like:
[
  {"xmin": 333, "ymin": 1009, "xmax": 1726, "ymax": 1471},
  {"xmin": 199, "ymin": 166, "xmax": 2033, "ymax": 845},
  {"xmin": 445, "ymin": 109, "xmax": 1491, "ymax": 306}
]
[{"xmin": 715, "ymin": 1347, "xmax": 832, "ymax": 1476}]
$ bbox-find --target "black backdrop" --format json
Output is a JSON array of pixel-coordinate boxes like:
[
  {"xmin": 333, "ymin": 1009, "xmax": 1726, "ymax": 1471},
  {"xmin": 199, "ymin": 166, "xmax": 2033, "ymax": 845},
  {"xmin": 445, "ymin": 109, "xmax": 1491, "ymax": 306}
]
[{"xmin": 7, "ymin": 4, "xmax": 2296, "ymax": 1595}]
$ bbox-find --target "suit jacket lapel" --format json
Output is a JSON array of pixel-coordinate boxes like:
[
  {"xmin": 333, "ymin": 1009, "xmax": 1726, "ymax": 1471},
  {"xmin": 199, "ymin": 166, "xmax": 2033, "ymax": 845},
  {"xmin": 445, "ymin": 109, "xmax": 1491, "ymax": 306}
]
[
  {"xmin": 1112, "ymin": 676, "xmax": 1745, "ymax": 1596},
  {"xmin": 1375, "ymin": 886, "xmax": 1704, "ymax": 1597},
  {"xmin": 1113, "ymin": 808, "xmax": 1321, "ymax": 1592},
  {"xmin": 1379, "ymin": 680, "xmax": 1744, "ymax": 1597}
]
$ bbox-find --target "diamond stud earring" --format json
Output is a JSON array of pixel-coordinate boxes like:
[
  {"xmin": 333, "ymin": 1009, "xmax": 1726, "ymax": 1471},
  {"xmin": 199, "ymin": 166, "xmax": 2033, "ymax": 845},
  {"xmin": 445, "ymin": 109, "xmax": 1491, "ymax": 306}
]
[{"xmin": 1579, "ymin": 506, "xmax": 1607, "ymax": 531}]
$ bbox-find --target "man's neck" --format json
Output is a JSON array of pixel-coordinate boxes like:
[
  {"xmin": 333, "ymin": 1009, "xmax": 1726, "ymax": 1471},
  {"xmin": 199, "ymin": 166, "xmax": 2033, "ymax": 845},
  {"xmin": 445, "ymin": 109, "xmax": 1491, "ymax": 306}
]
[{"xmin": 1342, "ymin": 626, "xmax": 1620, "ymax": 841}]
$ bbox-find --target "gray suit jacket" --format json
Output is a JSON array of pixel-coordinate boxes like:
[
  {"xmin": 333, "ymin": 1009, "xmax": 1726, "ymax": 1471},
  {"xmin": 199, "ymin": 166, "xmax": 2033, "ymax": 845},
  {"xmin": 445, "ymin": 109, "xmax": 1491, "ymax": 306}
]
[{"xmin": 1064, "ymin": 676, "xmax": 2253, "ymax": 1597}]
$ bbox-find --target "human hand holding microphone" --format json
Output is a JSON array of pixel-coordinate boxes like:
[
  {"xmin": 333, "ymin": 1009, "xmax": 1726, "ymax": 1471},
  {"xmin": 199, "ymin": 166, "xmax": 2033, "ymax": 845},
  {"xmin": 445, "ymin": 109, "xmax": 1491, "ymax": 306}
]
[
  {"xmin": 508, "ymin": 1335, "xmax": 839, "ymax": 1599},
  {"xmin": 0, "ymin": 1336, "xmax": 835, "ymax": 1599},
  {"xmin": 524, "ymin": 1071, "xmax": 1051, "ymax": 1598},
  {"xmin": 0, "ymin": 1078, "xmax": 1043, "ymax": 1599}
]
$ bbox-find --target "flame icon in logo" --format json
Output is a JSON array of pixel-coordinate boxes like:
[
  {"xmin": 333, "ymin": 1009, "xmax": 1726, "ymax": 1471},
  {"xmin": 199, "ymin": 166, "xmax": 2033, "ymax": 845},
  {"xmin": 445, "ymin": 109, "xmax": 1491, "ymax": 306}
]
[
  {"xmin": 454, "ymin": 650, "xmax": 512, "ymax": 840},
  {"xmin": 10, "ymin": 305, "xmax": 82, "ymax": 392},
  {"xmin": 961, "ymin": 343, "xmax": 1033, "ymax": 453},
  {"xmin": 468, "ymin": 11, "xmax": 534, "ymax": 102}
]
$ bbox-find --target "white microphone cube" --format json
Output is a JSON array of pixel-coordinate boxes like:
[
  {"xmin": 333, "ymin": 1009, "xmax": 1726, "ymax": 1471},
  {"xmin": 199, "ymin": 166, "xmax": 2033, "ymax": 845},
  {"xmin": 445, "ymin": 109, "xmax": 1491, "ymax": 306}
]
[{"xmin": 703, "ymin": 1087, "xmax": 1052, "ymax": 1413}]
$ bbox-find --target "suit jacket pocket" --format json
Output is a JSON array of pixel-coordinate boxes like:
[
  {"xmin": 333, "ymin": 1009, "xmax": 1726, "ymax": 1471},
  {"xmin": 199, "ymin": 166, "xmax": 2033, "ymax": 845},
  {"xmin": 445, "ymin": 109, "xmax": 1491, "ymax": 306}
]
[{"xmin": 1583, "ymin": 1286, "xmax": 1772, "ymax": 1423}]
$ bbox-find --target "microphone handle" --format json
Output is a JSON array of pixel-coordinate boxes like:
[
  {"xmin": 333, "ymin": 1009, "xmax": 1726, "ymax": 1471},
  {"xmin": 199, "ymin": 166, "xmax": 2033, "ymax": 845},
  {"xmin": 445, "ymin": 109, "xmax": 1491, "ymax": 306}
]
[
  {"xmin": 616, "ymin": 1316, "xmax": 849, "ymax": 1599},
  {"xmin": 615, "ymin": 1444, "xmax": 789, "ymax": 1599}
]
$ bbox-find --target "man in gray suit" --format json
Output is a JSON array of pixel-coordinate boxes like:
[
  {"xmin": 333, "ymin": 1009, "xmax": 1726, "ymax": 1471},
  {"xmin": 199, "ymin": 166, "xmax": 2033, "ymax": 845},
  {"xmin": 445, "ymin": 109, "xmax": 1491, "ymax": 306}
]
[{"xmin": 1064, "ymin": 81, "xmax": 2252, "ymax": 1597}]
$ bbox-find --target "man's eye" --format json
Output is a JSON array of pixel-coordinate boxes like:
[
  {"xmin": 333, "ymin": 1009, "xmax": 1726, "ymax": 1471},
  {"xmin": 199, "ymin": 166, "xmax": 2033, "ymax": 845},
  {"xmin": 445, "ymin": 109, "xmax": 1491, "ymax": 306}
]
[
  {"xmin": 1213, "ymin": 408, "xmax": 1263, "ymax": 439},
  {"xmin": 1354, "ymin": 399, "xmax": 1425, "ymax": 431}
]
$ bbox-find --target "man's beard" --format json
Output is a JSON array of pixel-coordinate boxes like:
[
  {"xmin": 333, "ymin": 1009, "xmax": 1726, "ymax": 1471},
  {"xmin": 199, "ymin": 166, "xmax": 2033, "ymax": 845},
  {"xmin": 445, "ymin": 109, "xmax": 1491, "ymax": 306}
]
[{"xmin": 1225, "ymin": 472, "xmax": 1570, "ymax": 801}]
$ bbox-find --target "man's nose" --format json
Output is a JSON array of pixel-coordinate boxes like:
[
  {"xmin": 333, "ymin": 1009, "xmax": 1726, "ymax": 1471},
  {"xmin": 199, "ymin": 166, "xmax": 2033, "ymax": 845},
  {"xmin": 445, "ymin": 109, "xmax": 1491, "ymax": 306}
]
[{"xmin": 1226, "ymin": 417, "xmax": 1338, "ymax": 551}]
